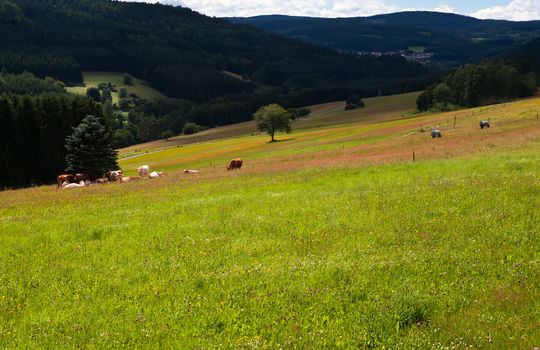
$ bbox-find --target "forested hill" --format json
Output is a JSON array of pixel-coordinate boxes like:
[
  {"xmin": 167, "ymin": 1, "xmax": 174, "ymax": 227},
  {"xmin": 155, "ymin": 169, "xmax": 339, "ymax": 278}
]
[
  {"xmin": 0, "ymin": 0, "xmax": 432, "ymax": 105},
  {"xmin": 228, "ymin": 12, "xmax": 540, "ymax": 67}
]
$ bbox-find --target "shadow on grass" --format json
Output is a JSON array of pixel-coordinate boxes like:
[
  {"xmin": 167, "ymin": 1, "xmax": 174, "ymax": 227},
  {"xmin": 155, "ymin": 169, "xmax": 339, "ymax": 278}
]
[{"xmin": 268, "ymin": 138, "xmax": 295, "ymax": 143}]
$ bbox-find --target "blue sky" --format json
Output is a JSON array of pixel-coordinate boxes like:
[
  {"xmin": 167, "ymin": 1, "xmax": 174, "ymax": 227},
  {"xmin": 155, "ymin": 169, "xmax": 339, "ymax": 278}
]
[{"xmin": 129, "ymin": 1, "xmax": 540, "ymax": 20}]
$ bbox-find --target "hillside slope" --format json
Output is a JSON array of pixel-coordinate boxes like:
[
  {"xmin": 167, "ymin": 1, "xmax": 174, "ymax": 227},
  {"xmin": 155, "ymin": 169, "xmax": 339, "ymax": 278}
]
[
  {"xmin": 2, "ymin": 95, "xmax": 540, "ymax": 348},
  {"xmin": 117, "ymin": 93, "xmax": 540, "ymax": 176},
  {"xmin": 229, "ymin": 12, "xmax": 540, "ymax": 66},
  {"xmin": 0, "ymin": 0, "xmax": 431, "ymax": 104}
]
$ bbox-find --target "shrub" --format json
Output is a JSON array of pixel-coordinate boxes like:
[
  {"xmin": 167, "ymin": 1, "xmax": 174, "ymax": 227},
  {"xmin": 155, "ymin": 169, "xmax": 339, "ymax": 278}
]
[
  {"xmin": 85, "ymin": 87, "xmax": 101, "ymax": 102},
  {"xmin": 183, "ymin": 122, "xmax": 201, "ymax": 135},
  {"xmin": 119, "ymin": 88, "xmax": 127, "ymax": 98},
  {"xmin": 119, "ymin": 98, "xmax": 131, "ymax": 111},
  {"xmin": 123, "ymin": 73, "xmax": 133, "ymax": 86},
  {"xmin": 345, "ymin": 95, "xmax": 365, "ymax": 110},
  {"xmin": 289, "ymin": 107, "xmax": 311, "ymax": 120},
  {"xmin": 161, "ymin": 130, "xmax": 175, "ymax": 141}
]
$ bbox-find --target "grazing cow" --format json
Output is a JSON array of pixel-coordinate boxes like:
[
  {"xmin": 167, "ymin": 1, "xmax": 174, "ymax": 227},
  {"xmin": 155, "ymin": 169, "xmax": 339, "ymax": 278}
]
[
  {"xmin": 57, "ymin": 174, "xmax": 75, "ymax": 188},
  {"xmin": 183, "ymin": 169, "xmax": 199, "ymax": 174},
  {"xmin": 431, "ymin": 129, "xmax": 442, "ymax": 138},
  {"xmin": 137, "ymin": 165, "xmax": 150, "ymax": 178},
  {"xmin": 227, "ymin": 158, "xmax": 243, "ymax": 171},
  {"xmin": 150, "ymin": 171, "xmax": 163, "ymax": 179},
  {"xmin": 105, "ymin": 170, "xmax": 123, "ymax": 183},
  {"xmin": 480, "ymin": 120, "xmax": 490, "ymax": 129}
]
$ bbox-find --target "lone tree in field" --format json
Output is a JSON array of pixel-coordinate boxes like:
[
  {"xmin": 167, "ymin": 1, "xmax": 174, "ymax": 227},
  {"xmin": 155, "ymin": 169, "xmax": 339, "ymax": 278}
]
[
  {"xmin": 65, "ymin": 115, "xmax": 118, "ymax": 177},
  {"xmin": 254, "ymin": 104, "xmax": 292, "ymax": 142}
]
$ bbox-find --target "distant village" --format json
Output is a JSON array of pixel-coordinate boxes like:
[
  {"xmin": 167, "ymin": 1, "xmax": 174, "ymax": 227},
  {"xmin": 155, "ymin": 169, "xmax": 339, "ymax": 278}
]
[{"xmin": 357, "ymin": 50, "xmax": 435, "ymax": 65}]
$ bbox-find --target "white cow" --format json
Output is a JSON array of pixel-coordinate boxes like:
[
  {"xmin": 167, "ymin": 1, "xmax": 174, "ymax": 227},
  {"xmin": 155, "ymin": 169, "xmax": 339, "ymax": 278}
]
[
  {"xmin": 150, "ymin": 171, "xmax": 163, "ymax": 179},
  {"xmin": 62, "ymin": 181, "xmax": 86, "ymax": 189},
  {"xmin": 137, "ymin": 165, "xmax": 150, "ymax": 178}
]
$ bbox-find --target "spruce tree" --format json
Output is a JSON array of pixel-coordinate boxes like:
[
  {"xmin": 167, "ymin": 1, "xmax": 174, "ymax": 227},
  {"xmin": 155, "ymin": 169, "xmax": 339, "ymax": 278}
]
[{"xmin": 65, "ymin": 115, "xmax": 118, "ymax": 177}]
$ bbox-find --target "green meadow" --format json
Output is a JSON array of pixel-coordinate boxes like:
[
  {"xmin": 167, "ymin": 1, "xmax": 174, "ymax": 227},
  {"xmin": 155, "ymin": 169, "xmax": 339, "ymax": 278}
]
[
  {"xmin": 66, "ymin": 72, "xmax": 167, "ymax": 104},
  {"xmin": 1, "ymin": 94, "xmax": 540, "ymax": 348}
]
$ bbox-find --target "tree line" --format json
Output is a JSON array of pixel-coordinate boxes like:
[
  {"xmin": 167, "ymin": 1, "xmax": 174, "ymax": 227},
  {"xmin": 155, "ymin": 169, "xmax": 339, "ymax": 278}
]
[
  {"xmin": 417, "ymin": 60, "xmax": 537, "ymax": 111},
  {"xmin": 0, "ymin": 0, "xmax": 434, "ymax": 106},
  {"xmin": 0, "ymin": 92, "xmax": 103, "ymax": 188}
]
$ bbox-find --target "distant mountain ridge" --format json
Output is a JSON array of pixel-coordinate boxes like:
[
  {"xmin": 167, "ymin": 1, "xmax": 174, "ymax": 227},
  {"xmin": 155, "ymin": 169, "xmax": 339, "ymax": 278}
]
[
  {"xmin": 228, "ymin": 12, "xmax": 540, "ymax": 67},
  {"xmin": 0, "ymin": 0, "xmax": 432, "ymax": 104}
]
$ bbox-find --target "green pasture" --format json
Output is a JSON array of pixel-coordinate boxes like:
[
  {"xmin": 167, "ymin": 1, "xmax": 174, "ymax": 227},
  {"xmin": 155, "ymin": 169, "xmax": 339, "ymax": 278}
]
[
  {"xmin": 1, "ymin": 154, "xmax": 539, "ymax": 348},
  {"xmin": 2, "ymin": 93, "xmax": 540, "ymax": 348},
  {"xmin": 66, "ymin": 72, "xmax": 167, "ymax": 104}
]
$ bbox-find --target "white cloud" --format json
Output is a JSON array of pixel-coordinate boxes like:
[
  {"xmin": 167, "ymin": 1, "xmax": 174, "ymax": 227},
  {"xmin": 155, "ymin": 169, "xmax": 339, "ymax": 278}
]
[
  {"xmin": 472, "ymin": 0, "xmax": 540, "ymax": 21},
  {"xmin": 123, "ymin": 0, "xmax": 540, "ymax": 20}
]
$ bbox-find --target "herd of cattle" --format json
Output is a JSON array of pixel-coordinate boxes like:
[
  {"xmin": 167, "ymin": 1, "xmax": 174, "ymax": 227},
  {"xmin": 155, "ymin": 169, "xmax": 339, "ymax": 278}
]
[
  {"xmin": 56, "ymin": 117, "xmax": 490, "ymax": 189},
  {"xmin": 431, "ymin": 120, "xmax": 490, "ymax": 138},
  {"xmin": 57, "ymin": 158, "xmax": 243, "ymax": 189},
  {"xmin": 57, "ymin": 117, "xmax": 489, "ymax": 188}
]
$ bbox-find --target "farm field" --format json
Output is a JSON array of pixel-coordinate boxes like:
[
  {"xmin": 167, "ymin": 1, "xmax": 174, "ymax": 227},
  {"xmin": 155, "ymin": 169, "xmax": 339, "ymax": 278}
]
[
  {"xmin": 66, "ymin": 72, "xmax": 168, "ymax": 104},
  {"xmin": 1, "ymin": 94, "xmax": 540, "ymax": 348}
]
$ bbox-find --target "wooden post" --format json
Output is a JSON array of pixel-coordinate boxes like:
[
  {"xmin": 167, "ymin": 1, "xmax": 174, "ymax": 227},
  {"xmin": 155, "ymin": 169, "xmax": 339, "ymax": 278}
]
[
  {"xmin": 454, "ymin": 115, "xmax": 456, "ymax": 128},
  {"xmin": 413, "ymin": 151, "xmax": 416, "ymax": 163}
]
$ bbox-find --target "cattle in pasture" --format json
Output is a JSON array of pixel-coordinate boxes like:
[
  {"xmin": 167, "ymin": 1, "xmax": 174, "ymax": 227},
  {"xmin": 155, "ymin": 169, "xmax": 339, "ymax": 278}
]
[
  {"xmin": 57, "ymin": 174, "xmax": 75, "ymax": 188},
  {"xmin": 74, "ymin": 173, "xmax": 94, "ymax": 183},
  {"xmin": 227, "ymin": 158, "xmax": 243, "ymax": 171},
  {"xmin": 137, "ymin": 165, "xmax": 150, "ymax": 178},
  {"xmin": 150, "ymin": 171, "xmax": 163, "ymax": 179},
  {"xmin": 105, "ymin": 170, "xmax": 123, "ymax": 183},
  {"xmin": 62, "ymin": 181, "xmax": 86, "ymax": 189},
  {"xmin": 480, "ymin": 120, "xmax": 490, "ymax": 129},
  {"xmin": 183, "ymin": 169, "xmax": 199, "ymax": 174},
  {"xmin": 431, "ymin": 129, "xmax": 442, "ymax": 138},
  {"xmin": 122, "ymin": 176, "xmax": 142, "ymax": 183}
]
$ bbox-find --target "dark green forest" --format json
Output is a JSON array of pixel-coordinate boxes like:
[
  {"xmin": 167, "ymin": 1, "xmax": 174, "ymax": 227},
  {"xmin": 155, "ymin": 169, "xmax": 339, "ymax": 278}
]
[
  {"xmin": 416, "ymin": 61, "xmax": 537, "ymax": 111},
  {"xmin": 0, "ymin": 0, "xmax": 432, "ymax": 104},
  {"xmin": 0, "ymin": 91, "xmax": 103, "ymax": 188},
  {"xmin": 229, "ymin": 12, "xmax": 540, "ymax": 67}
]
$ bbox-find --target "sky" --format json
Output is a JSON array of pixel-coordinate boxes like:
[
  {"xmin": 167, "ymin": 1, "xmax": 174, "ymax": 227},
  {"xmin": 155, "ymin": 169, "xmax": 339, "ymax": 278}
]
[{"xmin": 129, "ymin": 0, "xmax": 540, "ymax": 20}]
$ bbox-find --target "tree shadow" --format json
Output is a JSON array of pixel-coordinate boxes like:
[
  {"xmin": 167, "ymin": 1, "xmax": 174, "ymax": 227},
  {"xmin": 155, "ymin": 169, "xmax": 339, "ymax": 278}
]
[{"xmin": 268, "ymin": 138, "xmax": 295, "ymax": 143}]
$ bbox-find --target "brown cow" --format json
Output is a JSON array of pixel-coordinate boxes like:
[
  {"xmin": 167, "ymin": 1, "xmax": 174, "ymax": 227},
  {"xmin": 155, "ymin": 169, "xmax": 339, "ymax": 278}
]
[
  {"xmin": 227, "ymin": 158, "xmax": 243, "ymax": 171},
  {"xmin": 57, "ymin": 174, "xmax": 75, "ymax": 188},
  {"xmin": 74, "ymin": 173, "xmax": 91, "ymax": 183}
]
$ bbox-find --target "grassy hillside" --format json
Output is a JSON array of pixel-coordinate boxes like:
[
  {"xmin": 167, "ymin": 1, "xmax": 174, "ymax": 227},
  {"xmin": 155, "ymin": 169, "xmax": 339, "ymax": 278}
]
[
  {"xmin": 1, "ymin": 95, "xmax": 540, "ymax": 348},
  {"xmin": 119, "ymin": 92, "xmax": 420, "ymax": 156},
  {"xmin": 66, "ymin": 72, "xmax": 168, "ymax": 104},
  {"xmin": 118, "ymin": 94, "xmax": 540, "ymax": 176}
]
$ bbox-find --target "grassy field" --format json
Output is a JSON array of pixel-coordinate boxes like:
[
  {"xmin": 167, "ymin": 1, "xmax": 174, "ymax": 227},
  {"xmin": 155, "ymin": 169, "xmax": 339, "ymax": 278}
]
[
  {"xmin": 66, "ymin": 72, "xmax": 167, "ymax": 104},
  {"xmin": 120, "ymin": 92, "xmax": 420, "ymax": 156},
  {"xmin": 1, "ymin": 94, "xmax": 540, "ymax": 348}
]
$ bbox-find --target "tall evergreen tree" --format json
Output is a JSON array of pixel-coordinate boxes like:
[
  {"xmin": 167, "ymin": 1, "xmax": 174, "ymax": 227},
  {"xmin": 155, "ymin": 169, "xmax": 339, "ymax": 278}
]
[{"xmin": 65, "ymin": 115, "xmax": 118, "ymax": 177}]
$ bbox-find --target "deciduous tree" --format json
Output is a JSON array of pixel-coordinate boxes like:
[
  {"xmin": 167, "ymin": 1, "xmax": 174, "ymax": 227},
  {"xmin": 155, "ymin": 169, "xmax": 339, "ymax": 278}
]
[{"xmin": 254, "ymin": 104, "xmax": 292, "ymax": 142}]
